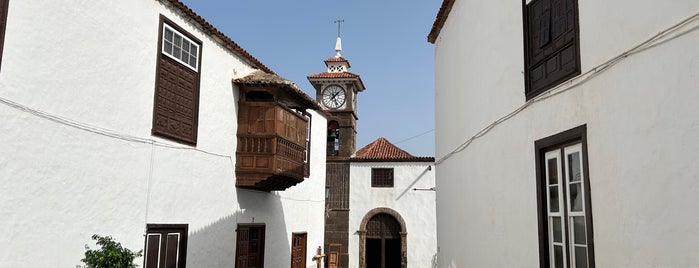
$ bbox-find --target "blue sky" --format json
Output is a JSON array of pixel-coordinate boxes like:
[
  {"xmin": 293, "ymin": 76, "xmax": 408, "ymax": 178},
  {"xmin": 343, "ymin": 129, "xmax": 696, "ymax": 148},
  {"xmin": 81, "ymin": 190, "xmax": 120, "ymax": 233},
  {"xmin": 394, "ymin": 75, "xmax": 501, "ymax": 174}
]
[{"xmin": 180, "ymin": 0, "xmax": 440, "ymax": 157}]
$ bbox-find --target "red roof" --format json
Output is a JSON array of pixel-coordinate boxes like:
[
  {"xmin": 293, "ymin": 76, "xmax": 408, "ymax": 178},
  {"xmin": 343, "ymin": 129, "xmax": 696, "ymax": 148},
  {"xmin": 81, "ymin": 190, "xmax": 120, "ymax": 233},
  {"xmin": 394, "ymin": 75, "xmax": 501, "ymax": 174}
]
[
  {"xmin": 352, "ymin": 137, "xmax": 434, "ymax": 162},
  {"xmin": 325, "ymin": 56, "xmax": 349, "ymax": 63},
  {"xmin": 164, "ymin": 0, "xmax": 274, "ymax": 74},
  {"xmin": 307, "ymin": 72, "xmax": 361, "ymax": 79},
  {"xmin": 427, "ymin": 0, "xmax": 456, "ymax": 44}
]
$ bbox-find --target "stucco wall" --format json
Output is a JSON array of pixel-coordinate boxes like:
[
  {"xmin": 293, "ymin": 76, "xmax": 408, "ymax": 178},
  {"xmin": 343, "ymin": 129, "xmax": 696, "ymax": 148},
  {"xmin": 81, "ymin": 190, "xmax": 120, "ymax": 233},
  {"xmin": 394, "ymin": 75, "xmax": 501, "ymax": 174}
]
[
  {"xmin": 349, "ymin": 162, "xmax": 437, "ymax": 268},
  {"xmin": 0, "ymin": 1, "xmax": 326, "ymax": 267},
  {"xmin": 433, "ymin": 1, "xmax": 699, "ymax": 267}
]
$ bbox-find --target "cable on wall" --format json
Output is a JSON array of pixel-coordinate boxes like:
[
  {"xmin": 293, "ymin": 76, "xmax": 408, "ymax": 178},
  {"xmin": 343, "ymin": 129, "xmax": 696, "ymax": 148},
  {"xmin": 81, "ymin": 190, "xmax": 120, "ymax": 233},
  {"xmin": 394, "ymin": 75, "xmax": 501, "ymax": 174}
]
[{"xmin": 434, "ymin": 11, "xmax": 699, "ymax": 167}]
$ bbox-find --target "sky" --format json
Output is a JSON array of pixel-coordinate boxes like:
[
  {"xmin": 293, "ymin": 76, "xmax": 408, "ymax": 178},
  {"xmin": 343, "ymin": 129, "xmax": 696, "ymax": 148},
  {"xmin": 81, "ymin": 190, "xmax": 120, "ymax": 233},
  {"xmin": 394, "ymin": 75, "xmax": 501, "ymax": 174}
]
[{"xmin": 180, "ymin": 0, "xmax": 441, "ymax": 157}]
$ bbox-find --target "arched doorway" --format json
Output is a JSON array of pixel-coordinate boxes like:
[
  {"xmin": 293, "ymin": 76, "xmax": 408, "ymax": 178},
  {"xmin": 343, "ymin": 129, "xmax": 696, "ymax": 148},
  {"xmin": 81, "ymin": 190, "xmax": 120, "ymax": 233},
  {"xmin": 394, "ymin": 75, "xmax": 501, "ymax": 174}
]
[{"xmin": 358, "ymin": 208, "xmax": 407, "ymax": 268}]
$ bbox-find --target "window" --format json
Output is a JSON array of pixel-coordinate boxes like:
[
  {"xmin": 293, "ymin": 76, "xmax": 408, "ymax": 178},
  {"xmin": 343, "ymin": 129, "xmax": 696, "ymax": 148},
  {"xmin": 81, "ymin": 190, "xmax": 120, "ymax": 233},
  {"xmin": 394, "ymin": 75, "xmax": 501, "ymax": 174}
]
[
  {"xmin": 144, "ymin": 224, "xmax": 188, "ymax": 268},
  {"xmin": 371, "ymin": 168, "xmax": 394, "ymax": 187},
  {"xmin": 152, "ymin": 16, "xmax": 202, "ymax": 145},
  {"xmin": 162, "ymin": 24, "xmax": 199, "ymax": 71},
  {"xmin": 535, "ymin": 125, "xmax": 594, "ymax": 268},
  {"xmin": 236, "ymin": 224, "xmax": 265, "ymax": 268},
  {"xmin": 0, "ymin": 0, "xmax": 9, "ymax": 71},
  {"xmin": 523, "ymin": 0, "xmax": 580, "ymax": 99}
]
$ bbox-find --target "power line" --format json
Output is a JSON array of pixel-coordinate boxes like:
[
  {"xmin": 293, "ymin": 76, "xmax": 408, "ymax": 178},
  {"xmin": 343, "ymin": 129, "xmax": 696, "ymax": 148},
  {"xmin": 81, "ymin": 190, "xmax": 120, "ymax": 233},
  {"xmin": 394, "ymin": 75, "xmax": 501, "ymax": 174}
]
[{"xmin": 435, "ymin": 11, "xmax": 699, "ymax": 166}]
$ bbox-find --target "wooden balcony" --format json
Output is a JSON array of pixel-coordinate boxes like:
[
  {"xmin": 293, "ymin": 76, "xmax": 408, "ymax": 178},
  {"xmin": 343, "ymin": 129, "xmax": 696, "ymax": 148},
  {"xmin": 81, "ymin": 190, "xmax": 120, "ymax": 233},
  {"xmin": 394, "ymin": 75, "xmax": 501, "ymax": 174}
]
[{"xmin": 236, "ymin": 102, "xmax": 308, "ymax": 191}]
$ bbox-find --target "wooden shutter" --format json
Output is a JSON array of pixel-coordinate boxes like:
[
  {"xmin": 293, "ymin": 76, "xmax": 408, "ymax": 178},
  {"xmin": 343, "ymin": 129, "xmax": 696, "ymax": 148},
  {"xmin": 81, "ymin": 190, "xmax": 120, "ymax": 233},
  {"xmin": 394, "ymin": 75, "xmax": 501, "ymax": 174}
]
[
  {"xmin": 236, "ymin": 225, "xmax": 265, "ymax": 268},
  {"xmin": 144, "ymin": 225, "xmax": 187, "ymax": 268},
  {"xmin": 525, "ymin": 0, "xmax": 579, "ymax": 98},
  {"xmin": 0, "ymin": 0, "xmax": 9, "ymax": 71},
  {"xmin": 152, "ymin": 17, "xmax": 201, "ymax": 145}
]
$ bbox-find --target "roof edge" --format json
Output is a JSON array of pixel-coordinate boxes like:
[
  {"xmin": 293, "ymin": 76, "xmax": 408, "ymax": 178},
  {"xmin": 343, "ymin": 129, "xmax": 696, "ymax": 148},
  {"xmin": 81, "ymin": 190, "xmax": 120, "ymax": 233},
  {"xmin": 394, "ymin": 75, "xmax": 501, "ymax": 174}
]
[
  {"xmin": 161, "ymin": 0, "xmax": 275, "ymax": 74},
  {"xmin": 350, "ymin": 157, "xmax": 436, "ymax": 163},
  {"xmin": 427, "ymin": 0, "xmax": 456, "ymax": 44}
]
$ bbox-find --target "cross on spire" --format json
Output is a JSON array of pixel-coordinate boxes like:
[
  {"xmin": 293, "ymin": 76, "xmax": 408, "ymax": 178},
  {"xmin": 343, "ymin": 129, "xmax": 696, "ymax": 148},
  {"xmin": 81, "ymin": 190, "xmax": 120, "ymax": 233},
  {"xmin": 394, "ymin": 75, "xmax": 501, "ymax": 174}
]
[{"xmin": 334, "ymin": 19, "xmax": 344, "ymax": 37}]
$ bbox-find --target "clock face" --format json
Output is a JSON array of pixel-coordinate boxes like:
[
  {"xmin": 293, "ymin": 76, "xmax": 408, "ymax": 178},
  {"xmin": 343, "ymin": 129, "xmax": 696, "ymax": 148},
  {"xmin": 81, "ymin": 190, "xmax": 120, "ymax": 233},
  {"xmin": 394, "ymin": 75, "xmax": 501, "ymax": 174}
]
[{"xmin": 322, "ymin": 85, "xmax": 346, "ymax": 109}]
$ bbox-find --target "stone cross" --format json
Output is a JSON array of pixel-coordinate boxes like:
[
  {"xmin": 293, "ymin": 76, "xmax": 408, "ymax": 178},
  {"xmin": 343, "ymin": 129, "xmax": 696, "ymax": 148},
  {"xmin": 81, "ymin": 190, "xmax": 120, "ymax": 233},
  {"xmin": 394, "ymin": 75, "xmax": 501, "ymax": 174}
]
[{"xmin": 312, "ymin": 246, "xmax": 325, "ymax": 268}]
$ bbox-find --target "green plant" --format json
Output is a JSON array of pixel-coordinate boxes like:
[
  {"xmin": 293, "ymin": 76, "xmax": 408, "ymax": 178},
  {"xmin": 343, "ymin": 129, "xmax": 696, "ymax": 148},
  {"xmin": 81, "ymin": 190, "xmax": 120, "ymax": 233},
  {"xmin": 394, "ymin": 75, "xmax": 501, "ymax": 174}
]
[{"xmin": 81, "ymin": 234, "xmax": 142, "ymax": 268}]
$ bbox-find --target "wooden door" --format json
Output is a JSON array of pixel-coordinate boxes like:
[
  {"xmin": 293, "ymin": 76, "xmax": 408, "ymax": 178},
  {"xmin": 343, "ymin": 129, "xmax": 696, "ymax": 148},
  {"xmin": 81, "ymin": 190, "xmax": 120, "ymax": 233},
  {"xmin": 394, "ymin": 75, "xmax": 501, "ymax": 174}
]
[
  {"xmin": 290, "ymin": 233, "xmax": 307, "ymax": 268},
  {"xmin": 327, "ymin": 244, "xmax": 341, "ymax": 268},
  {"xmin": 236, "ymin": 224, "xmax": 265, "ymax": 268}
]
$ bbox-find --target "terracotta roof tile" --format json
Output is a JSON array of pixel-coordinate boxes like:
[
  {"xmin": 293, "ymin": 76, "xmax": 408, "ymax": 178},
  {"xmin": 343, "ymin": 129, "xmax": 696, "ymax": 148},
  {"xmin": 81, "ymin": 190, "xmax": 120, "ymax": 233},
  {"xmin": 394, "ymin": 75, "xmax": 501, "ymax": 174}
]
[
  {"xmin": 307, "ymin": 72, "xmax": 361, "ymax": 79},
  {"xmin": 427, "ymin": 0, "xmax": 456, "ymax": 44},
  {"xmin": 325, "ymin": 56, "xmax": 349, "ymax": 62},
  {"xmin": 163, "ymin": 0, "xmax": 274, "ymax": 74},
  {"xmin": 352, "ymin": 137, "xmax": 434, "ymax": 162},
  {"xmin": 233, "ymin": 70, "xmax": 320, "ymax": 110}
]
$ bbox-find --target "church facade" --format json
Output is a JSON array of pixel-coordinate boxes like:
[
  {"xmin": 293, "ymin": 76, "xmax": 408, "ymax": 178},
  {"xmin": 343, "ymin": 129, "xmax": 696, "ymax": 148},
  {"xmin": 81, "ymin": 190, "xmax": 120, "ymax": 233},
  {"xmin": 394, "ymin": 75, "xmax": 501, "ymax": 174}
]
[
  {"xmin": 308, "ymin": 38, "xmax": 437, "ymax": 268},
  {"xmin": 0, "ymin": 1, "xmax": 326, "ymax": 267}
]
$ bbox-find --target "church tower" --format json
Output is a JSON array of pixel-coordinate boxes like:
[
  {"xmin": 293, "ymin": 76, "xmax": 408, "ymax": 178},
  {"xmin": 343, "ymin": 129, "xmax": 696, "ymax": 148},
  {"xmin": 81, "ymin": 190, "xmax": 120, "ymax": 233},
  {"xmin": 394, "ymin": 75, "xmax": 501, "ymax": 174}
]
[{"xmin": 307, "ymin": 21, "xmax": 365, "ymax": 268}]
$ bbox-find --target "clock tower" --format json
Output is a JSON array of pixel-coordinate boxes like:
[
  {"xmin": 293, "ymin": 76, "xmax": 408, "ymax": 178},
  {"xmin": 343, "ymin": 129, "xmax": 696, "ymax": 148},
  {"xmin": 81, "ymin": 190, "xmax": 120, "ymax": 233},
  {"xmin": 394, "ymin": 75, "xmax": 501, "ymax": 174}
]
[
  {"xmin": 308, "ymin": 35, "xmax": 365, "ymax": 158},
  {"xmin": 307, "ymin": 28, "xmax": 365, "ymax": 268}
]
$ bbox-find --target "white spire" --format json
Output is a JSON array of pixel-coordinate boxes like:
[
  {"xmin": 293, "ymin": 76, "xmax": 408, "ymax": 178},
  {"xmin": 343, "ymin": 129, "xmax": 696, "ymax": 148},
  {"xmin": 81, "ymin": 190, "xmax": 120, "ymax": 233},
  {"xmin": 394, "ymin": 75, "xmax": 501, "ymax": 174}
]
[{"xmin": 334, "ymin": 36, "xmax": 342, "ymax": 58}]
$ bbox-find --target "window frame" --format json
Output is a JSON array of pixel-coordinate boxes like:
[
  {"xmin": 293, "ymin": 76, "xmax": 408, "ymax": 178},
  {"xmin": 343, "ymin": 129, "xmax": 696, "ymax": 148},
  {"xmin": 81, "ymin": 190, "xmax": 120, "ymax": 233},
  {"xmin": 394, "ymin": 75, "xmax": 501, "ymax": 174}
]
[
  {"xmin": 152, "ymin": 15, "xmax": 202, "ymax": 146},
  {"xmin": 371, "ymin": 168, "xmax": 394, "ymax": 188},
  {"xmin": 143, "ymin": 224, "xmax": 188, "ymax": 268},
  {"xmin": 535, "ymin": 125, "xmax": 595, "ymax": 268},
  {"xmin": 0, "ymin": 0, "xmax": 9, "ymax": 72},
  {"xmin": 162, "ymin": 23, "xmax": 199, "ymax": 72},
  {"xmin": 522, "ymin": 0, "xmax": 581, "ymax": 100}
]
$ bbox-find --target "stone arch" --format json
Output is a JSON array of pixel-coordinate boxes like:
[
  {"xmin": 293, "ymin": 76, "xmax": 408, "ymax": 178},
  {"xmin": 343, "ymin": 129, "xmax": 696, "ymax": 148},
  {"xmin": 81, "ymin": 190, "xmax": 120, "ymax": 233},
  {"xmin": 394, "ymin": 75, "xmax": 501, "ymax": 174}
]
[{"xmin": 357, "ymin": 207, "xmax": 407, "ymax": 268}]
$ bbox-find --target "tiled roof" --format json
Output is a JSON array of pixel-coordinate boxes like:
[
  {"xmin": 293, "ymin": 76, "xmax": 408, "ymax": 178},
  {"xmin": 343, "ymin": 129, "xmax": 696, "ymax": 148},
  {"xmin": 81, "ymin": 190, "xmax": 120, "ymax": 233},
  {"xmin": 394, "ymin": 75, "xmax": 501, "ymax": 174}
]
[
  {"xmin": 427, "ymin": 0, "xmax": 456, "ymax": 44},
  {"xmin": 352, "ymin": 137, "xmax": 434, "ymax": 162},
  {"xmin": 307, "ymin": 72, "xmax": 361, "ymax": 79},
  {"xmin": 163, "ymin": 0, "xmax": 274, "ymax": 74},
  {"xmin": 325, "ymin": 56, "xmax": 349, "ymax": 63},
  {"xmin": 233, "ymin": 70, "xmax": 320, "ymax": 110}
]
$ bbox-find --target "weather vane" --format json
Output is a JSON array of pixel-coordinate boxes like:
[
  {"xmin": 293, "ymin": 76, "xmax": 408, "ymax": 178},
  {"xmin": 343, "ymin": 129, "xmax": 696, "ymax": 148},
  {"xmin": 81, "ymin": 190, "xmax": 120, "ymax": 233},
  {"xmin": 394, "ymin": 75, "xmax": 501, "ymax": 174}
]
[{"xmin": 334, "ymin": 19, "xmax": 344, "ymax": 37}]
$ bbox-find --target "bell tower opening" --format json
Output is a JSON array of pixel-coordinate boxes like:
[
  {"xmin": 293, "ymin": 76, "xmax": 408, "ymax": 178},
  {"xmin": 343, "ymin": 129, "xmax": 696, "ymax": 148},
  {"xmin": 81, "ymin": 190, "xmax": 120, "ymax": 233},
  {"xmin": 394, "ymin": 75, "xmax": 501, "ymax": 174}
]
[{"xmin": 327, "ymin": 121, "xmax": 340, "ymax": 156}]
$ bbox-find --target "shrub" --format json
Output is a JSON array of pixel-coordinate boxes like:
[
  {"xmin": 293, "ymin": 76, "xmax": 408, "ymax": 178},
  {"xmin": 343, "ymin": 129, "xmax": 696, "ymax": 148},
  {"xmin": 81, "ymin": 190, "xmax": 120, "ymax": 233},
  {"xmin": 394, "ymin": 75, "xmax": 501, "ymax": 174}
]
[{"xmin": 81, "ymin": 234, "xmax": 142, "ymax": 268}]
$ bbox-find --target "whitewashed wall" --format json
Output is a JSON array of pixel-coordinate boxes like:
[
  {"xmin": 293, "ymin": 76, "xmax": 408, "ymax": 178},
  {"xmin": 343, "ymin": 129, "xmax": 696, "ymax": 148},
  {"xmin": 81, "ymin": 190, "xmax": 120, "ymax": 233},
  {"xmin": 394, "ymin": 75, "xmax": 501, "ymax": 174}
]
[
  {"xmin": 0, "ymin": 1, "xmax": 326, "ymax": 267},
  {"xmin": 349, "ymin": 162, "xmax": 437, "ymax": 268},
  {"xmin": 433, "ymin": 1, "xmax": 699, "ymax": 267}
]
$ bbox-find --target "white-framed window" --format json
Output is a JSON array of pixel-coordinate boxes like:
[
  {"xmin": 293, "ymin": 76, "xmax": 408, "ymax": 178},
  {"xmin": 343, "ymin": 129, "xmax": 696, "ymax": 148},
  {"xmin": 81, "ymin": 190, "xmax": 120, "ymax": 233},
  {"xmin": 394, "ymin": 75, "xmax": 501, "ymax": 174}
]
[
  {"xmin": 162, "ymin": 24, "xmax": 199, "ymax": 71},
  {"xmin": 536, "ymin": 125, "xmax": 594, "ymax": 268}
]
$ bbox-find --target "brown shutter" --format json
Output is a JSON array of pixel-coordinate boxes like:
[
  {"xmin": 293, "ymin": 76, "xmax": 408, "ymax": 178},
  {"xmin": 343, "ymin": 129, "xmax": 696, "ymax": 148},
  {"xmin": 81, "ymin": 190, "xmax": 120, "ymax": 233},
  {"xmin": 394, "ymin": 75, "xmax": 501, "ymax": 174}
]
[
  {"xmin": 145, "ymin": 234, "xmax": 162, "ymax": 268},
  {"xmin": 236, "ymin": 227, "xmax": 250, "ymax": 268},
  {"xmin": 525, "ymin": 0, "xmax": 579, "ymax": 98},
  {"xmin": 165, "ymin": 233, "xmax": 180, "ymax": 268},
  {"xmin": 144, "ymin": 224, "xmax": 187, "ymax": 268},
  {"xmin": 0, "ymin": 0, "xmax": 9, "ymax": 70}
]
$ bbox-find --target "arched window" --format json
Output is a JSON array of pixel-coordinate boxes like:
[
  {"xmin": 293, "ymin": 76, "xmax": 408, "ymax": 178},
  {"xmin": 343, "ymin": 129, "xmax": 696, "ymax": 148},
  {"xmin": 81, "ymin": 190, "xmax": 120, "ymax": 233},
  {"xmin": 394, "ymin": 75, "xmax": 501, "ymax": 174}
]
[{"xmin": 327, "ymin": 121, "xmax": 340, "ymax": 156}]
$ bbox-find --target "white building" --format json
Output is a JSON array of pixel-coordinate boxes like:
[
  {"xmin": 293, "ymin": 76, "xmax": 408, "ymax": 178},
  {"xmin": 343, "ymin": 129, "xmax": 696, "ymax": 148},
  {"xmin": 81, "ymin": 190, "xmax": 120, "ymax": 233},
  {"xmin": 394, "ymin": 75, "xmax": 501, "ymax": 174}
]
[
  {"xmin": 428, "ymin": 0, "xmax": 699, "ymax": 267},
  {"xmin": 348, "ymin": 137, "xmax": 436, "ymax": 268},
  {"xmin": 0, "ymin": 1, "xmax": 326, "ymax": 267}
]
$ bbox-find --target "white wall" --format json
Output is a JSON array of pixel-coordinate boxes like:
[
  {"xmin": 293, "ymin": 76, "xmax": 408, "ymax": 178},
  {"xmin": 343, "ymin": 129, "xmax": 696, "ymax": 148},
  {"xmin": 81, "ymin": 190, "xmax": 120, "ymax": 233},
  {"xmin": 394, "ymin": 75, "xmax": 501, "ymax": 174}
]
[
  {"xmin": 0, "ymin": 1, "xmax": 325, "ymax": 267},
  {"xmin": 349, "ymin": 162, "xmax": 437, "ymax": 268},
  {"xmin": 433, "ymin": 1, "xmax": 699, "ymax": 267}
]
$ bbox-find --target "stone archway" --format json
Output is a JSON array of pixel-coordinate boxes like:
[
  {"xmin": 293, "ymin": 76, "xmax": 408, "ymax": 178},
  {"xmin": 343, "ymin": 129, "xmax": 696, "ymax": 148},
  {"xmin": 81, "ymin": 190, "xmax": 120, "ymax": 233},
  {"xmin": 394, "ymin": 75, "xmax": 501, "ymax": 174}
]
[{"xmin": 358, "ymin": 207, "xmax": 407, "ymax": 268}]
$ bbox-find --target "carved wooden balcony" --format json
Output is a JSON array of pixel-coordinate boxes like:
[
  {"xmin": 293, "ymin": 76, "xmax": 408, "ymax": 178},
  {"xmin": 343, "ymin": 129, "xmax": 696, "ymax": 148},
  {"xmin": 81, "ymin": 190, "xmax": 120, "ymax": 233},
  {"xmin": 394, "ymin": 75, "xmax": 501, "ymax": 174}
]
[{"xmin": 236, "ymin": 102, "xmax": 308, "ymax": 191}]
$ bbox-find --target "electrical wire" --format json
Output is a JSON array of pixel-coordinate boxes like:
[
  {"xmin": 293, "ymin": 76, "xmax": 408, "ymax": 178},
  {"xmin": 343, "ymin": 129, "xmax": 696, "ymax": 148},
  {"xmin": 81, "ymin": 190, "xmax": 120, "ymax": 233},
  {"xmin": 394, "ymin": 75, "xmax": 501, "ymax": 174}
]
[{"xmin": 435, "ymin": 11, "xmax": 699, "ymax": 166}]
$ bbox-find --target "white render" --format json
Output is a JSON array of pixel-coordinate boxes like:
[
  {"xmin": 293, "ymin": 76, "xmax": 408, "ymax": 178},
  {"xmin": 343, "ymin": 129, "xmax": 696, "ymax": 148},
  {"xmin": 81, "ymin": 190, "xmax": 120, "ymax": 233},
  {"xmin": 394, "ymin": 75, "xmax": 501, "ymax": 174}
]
[
  {"xmin": 348, "ymin": 162, "xmax": 437, "ymax": 268},
  {"xmin": 0, "ymin": 1, "xmax": 326, "ymax": 267},
  {"xmin": 431, "ymin": 1, "xmax": 699, "ymax": 267}
]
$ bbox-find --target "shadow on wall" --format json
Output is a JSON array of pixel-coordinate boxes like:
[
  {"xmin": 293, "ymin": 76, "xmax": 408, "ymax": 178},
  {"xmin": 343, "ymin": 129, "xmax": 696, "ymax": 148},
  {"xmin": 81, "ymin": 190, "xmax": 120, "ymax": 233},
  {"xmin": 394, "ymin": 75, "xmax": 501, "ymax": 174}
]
[{"xmin": 187, "ymin": 188, "xmax": 293, "ymax": 267}]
